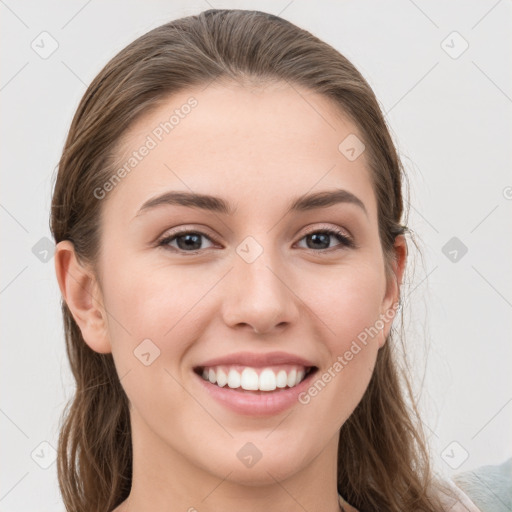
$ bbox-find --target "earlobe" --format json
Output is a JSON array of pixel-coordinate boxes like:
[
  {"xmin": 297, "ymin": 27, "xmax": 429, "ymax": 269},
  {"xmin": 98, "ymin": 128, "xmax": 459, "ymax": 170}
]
[
  {"xmin": 54, "ymin": 240, "xmax": 112, "ymax": 354},
  {"xmin": 378, "ymin": 234, "xmax": 408, "ymax": 348}
]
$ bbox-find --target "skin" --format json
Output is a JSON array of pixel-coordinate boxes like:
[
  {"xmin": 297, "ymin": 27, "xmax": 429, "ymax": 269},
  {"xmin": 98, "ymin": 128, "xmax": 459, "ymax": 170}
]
[{"xmin": 55, "ymin": 80, "xmax": 406, "ymax": 512}]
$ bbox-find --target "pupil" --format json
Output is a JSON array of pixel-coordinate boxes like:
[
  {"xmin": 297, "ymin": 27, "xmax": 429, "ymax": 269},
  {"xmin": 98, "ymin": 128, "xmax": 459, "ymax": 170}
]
[
  {"xmin": 309, "ymin": 233, "xmax": 329, "ymax": 249},
  {"xmin": 178, "ymin": 234, "xmax": 201, "ymax": 250}
]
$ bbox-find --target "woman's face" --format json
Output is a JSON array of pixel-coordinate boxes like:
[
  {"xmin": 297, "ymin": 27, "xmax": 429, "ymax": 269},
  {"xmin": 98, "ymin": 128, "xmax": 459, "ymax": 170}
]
[{"xmin": 70, "ymin": 81, "xmax": 404, "ymax": 488}]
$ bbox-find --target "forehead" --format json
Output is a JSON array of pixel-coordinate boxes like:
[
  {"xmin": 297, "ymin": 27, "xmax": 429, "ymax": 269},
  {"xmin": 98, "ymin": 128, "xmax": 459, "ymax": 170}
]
[{"xmin": 103, "ymin": 80, "xmax": 377, "ymax": 223}]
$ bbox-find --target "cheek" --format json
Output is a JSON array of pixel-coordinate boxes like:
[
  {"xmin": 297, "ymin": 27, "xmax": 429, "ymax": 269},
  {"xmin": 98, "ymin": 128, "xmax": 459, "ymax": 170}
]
[
  {"xmin": 296, "ymin": 271, "xmax": 384, "ymax": 429},
  {"xmin": 101, "ymin": 264, "xmax": 209, "ymax": 421},
  {"xmin": 309, "ymin": 261, "xmax": 387, "ymax": 350},
  {"xmin": 102, "ymin": 259, "xmax": 217, "ymax": 361}
]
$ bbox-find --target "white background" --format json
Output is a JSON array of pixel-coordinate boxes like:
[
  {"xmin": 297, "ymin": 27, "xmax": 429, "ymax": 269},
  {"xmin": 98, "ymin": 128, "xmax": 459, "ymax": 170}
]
[{"xmin": 1, "ymin": 1, "xmax": 511, "ymax": 510}]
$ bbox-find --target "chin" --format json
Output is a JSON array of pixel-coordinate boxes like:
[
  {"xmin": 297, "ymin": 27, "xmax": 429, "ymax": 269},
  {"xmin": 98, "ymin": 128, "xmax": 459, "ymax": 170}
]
[{"xmin": 199, "ymin": 442, "xmax": 310, "ymax": 486}]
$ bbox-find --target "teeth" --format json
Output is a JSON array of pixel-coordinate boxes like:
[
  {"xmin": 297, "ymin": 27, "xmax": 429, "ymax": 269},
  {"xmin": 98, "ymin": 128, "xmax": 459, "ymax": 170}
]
[
  {"xmin": 199, "ymin": 365, "xmax": 311, "ymax": 391},
  {"xmin": 276, "ymin": 370, "xmax": 288, "ymax": 388},
  {"xmin": 259, "ymin": 369, "xmax": 276, "ymax": 391},
  {"xmin": 227, "ymin": 368, "xmax": 241, "ymax": 388},
  {"xmin": 241, "ymin": 368, "xmax": 259, "ymax": 390},
  {"xmin": 287, "ymin": 369, "xmax": 297, "ymax": 388},
  {"xmin": 216, "ymin": 368, "xmax": 228, "ymax": 387}
]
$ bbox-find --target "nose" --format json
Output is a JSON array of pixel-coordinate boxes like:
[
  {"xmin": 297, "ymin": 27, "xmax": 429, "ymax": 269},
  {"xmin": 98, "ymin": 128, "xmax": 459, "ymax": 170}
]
[{"xmin": 221, "ymin": 250, "xmax": 300, "ymax": 335}]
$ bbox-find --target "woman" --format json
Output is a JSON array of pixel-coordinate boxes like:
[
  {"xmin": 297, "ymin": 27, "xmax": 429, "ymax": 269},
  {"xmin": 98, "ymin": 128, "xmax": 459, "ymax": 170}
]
[{"xmin": 51, "ymin": 9, "xmax": 482, "ymax": 511}]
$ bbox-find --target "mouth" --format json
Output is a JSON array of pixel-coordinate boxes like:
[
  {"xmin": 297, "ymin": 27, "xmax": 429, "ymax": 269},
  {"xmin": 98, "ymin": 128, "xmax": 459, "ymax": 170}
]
[{"xmin": 193, "ymin": 364, "xmax": 319, "ymax": 393}]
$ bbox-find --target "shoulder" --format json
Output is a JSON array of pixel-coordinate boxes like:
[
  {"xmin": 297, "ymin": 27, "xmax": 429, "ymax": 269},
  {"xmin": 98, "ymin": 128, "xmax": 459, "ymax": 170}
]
[
  {"xmin": 438, "ymin": 477, "xmax": 483, "ymax": 512},
  {"xmin": 450, "ymin": 457, "xmax": 512, "ymax": 512},
  {"xmin": 338, "ymin": 459, "xmax": 512, "ymax": 512}
]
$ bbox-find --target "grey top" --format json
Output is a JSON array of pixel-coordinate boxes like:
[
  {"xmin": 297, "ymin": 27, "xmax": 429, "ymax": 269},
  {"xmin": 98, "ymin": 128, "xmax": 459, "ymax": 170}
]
[
  {"xmin": 452, "ymin": 457, "xmax": 512, "ymax": 512},
  {"xmin": 337, "ymin": 458, "xmax": 512, "ymax": 511}
]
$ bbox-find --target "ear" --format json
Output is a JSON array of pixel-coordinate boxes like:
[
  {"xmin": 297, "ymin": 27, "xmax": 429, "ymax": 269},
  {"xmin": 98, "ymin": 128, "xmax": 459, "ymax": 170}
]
[
  {"xmin": 54, "ymin": 240, "xmax": 112, "ymax": 354},
  {"xmin": 378, "ymin": 234, "xmax": 407, "ymax": 348}
]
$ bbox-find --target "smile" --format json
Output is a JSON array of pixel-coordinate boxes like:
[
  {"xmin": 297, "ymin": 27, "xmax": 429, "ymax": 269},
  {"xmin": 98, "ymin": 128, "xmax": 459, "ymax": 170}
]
[
  {"xmin": 196, "ymin": 365, "xmax": 316, "ymax": 392},
  {"xmin": 193, "ymin": 363, "xmax": 319, "ymax": 416}
]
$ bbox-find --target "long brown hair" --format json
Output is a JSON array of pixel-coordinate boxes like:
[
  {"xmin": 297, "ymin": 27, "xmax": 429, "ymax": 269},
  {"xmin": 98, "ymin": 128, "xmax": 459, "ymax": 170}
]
[{"xmin": 51, "ymin": 9, "xmax": 454, "ymax": 511}]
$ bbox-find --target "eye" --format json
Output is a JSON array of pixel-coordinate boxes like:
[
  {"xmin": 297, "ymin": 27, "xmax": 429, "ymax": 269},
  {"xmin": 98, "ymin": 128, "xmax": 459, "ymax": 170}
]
[
  {"xmin": 157, "ymin": 226, "xmax": 355, "ymax": 255},
  {"xmin": 158, "ymin": 230, "xmax": 217, "ymax": 253},
  {"xmin": 296, "ymin": 227, "xmax": 355, "ymax": 251}
]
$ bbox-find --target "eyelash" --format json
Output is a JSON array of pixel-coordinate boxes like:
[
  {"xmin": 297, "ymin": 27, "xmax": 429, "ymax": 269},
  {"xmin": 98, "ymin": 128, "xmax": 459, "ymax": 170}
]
[{"xmin": 157, "ymin": 226, "xmax": 356, "ymax": 254}]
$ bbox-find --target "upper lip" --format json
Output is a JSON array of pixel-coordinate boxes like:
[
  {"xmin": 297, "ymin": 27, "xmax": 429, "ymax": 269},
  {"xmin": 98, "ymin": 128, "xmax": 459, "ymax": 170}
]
[{"xmin": 195, "ymin": 351, "xmax": 318, "ymax": 369}]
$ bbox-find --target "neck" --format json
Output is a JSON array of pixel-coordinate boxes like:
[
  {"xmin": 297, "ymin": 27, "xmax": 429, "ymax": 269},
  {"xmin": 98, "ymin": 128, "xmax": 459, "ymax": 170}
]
[{"xmin": 113, "ymin": 410, "xmax": 344, "ymax": 512}]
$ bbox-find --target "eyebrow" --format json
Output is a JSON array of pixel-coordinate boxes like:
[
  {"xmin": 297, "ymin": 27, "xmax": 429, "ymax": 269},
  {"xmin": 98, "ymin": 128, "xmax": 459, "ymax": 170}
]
[{"xmin": 134, "ymin": 188, "xmax": 367, "ymax": 219}]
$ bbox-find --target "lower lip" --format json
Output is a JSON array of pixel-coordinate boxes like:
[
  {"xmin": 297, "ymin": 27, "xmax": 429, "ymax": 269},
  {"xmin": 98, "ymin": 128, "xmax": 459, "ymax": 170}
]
[{"xmin": 193, "ymin": 369, "xmax": 317, "ymax": 416}]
